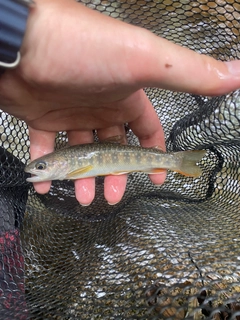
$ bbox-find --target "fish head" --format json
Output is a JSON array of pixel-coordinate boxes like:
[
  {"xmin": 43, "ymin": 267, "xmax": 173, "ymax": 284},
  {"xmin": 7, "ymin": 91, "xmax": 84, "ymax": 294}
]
[{"xmin": 25, "ymin": 154, "xmax": 69, "ymax": 182}]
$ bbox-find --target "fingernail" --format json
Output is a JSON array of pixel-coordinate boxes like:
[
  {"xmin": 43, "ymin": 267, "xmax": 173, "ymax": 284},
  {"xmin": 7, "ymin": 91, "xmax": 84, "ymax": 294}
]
[
  {"xmin": 79, "ymin": 202, "xmax": 91, "ymax": 207},
  {"xmin": 225, "ymin": 60, "xmax": 240, "ymax": 76},
  {"xmin": 108, "ymin": 201, "xmax": 119, "ymax": 206}
]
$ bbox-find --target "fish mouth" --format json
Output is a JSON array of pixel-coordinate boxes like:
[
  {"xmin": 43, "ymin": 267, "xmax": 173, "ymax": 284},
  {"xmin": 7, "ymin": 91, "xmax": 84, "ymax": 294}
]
[
  {"xmin": 26, "ymin": 174, "xmax": 46, "ymax": 183},
  {"xmin": 24, "ymin": 167, "xmax": 47, "ymax": 182}
]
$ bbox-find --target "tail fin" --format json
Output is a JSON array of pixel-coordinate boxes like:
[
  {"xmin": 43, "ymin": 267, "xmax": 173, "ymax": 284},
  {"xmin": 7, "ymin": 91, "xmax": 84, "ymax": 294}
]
[{"xmin": 174, "ymin": 150, "xmax": 206, "ymax": 177}]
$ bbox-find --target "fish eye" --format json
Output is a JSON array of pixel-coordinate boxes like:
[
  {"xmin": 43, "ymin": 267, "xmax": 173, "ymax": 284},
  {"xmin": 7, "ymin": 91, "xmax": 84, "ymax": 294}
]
[{"xmin": 35, "ymin": 161, "xmax": 47, "ymax": 170}]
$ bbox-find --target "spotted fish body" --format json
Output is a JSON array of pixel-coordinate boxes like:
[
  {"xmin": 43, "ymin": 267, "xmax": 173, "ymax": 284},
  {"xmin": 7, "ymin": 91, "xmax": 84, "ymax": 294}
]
[{"xmin": 25, "ymin": 143, "xmax": 206, "ymax": 182}]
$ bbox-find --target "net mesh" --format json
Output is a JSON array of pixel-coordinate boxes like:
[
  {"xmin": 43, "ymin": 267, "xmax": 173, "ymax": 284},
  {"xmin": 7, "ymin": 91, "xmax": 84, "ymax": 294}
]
[{"xmin": 0, "ymin": 0, "xmax": 240, "ymax": 319}]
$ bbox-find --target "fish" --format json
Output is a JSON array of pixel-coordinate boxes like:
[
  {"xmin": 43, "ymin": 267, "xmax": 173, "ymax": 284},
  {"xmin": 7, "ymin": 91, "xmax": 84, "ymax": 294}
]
[{"xmin": 24, "ymin": 143, "xmax": 206, "ymax": 182}]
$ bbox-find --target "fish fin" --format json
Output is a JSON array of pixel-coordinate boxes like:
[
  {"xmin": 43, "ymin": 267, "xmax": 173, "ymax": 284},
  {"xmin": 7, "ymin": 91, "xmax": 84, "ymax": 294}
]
[
  {"xmin": 66, "ymin": 165, "xmax": 93, "ymax": 179},
  {"xmin": 101, "ymin": 135, "xmax": 126, "ymax": 145},
  {"xmin": 148, "ymin": 168, "xmax": 166, "ymax": 174},
  {"xmin": 174, "ymin": 150, "xmax": 206, "ymax": 177},
  {"xmin": 109, "ymin": 171, "xmax": 129, "ymax": 175},
  {"xmin": 152, "ymin": 145, "xmax": 165, "ymax": 152}
]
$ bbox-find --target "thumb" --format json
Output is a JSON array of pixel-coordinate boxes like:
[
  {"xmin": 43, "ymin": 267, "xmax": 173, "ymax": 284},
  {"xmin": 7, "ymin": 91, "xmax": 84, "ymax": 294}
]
[{"xmin": 131, "ymin": 31, "xmax": 240, "ymax": 95}]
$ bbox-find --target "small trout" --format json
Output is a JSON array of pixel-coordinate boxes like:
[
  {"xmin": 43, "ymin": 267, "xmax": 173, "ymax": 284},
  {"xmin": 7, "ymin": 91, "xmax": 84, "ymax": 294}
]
[{"xmin": 25, "ymin": 143, "xmax": 206, "ymax": 182}]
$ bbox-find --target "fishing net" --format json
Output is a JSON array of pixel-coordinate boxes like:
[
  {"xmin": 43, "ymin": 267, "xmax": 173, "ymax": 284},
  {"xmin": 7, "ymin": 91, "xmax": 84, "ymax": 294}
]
[{"xmin": 0, "ymin": 0, "xmax": 240, "ymax": 319}]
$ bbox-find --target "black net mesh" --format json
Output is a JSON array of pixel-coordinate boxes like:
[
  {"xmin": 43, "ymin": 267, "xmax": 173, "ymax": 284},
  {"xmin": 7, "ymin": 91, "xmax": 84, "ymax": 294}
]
[{"xmin": 0, "ymin": 0, "xmax": 240, "ymax": 319}]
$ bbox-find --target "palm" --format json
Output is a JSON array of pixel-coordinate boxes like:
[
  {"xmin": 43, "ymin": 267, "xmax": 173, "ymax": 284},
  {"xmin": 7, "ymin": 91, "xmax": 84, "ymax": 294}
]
[{"xmin": 0, "ymin": 0, "xmax": 239, "ymax": 205}]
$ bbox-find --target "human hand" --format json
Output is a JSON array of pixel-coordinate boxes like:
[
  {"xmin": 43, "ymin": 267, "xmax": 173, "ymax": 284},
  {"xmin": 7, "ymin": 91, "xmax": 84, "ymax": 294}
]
[{"xmin": 0, "ymin": 0, "xmax": 240, "ymax": 205}]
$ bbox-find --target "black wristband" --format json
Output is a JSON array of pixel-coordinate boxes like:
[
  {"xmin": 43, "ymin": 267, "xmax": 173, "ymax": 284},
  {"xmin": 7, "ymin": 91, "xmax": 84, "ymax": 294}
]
[{"xmin": 0, "ymin": 0, "xmax": 33, "ymax": 74}]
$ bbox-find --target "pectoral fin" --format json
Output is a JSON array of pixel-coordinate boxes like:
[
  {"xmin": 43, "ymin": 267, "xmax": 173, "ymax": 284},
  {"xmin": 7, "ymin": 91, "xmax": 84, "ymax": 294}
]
[{"xmin": 66, "ymin": 165, "xmax": 93, "ymax": 179}]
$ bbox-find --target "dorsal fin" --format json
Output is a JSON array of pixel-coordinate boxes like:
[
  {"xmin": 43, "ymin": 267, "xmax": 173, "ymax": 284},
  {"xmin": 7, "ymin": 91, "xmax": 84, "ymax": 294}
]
[{"xmin": 100, "ymin": 135, "xmax": 126, "ymax": 145}]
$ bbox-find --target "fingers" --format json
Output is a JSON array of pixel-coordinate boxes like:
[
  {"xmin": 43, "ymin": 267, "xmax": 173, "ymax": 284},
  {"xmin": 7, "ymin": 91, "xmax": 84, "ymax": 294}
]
[
  {"xmin": 29, "ymin": 127, "xmax": 96, "ymax": 206},
  {"xmin": 104, "ymin": 175, "xmax": 128, "ymax": 205},
  {"xmin": 67, "ymin": 130, "xmax": 95, "ymax": 206},
  {"xmin": 69, "ymin": 125, "xmax": 128, "ymax": 206},
  {"xmin": 29, "ymin": 125, "xmax": 128, "ymax": 206},
  {"xmin": 128, "ymin": 90, "xmax": 167, "ymax": 185},
  {"xmin": 28, "ymin": 91, "xmax": 166, "ymax": 205},
  {"xmin": 97, "ymin": 125, "xmax": 128, "ymax": 205},
  {"xmin": 28, "ymin": 126, "xmax": 55, "ymax": 193}
]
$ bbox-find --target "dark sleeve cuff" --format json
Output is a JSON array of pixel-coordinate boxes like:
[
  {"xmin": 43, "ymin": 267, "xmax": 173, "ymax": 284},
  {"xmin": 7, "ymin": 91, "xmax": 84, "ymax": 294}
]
[{"xmin": 0, "ymin": 0, "xmax": 30, "ymax": 70}]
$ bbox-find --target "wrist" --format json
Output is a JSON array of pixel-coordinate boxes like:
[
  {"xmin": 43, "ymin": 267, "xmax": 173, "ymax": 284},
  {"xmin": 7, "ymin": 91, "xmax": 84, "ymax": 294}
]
[{"xmin": 18, "ymin": 0, "xmax": 82, "ymax": 84}]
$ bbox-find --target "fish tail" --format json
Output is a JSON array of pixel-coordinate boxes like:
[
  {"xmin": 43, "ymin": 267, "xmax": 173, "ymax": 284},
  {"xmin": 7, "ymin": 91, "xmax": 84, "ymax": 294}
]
[{"xmin": 174, "ymin": 150, "xmax": 206, "ymax": 177}]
